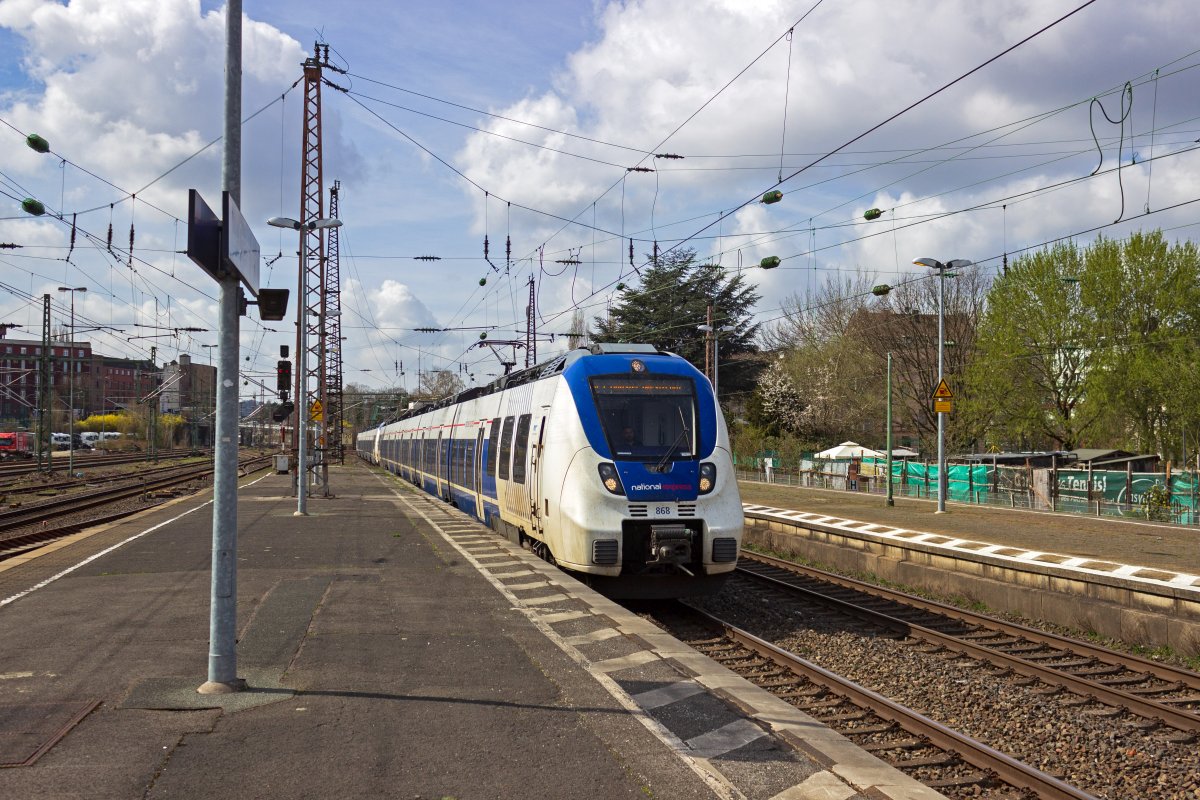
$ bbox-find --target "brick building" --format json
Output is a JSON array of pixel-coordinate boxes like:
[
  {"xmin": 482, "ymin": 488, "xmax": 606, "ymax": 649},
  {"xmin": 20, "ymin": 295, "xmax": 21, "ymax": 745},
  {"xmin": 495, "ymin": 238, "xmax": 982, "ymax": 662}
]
[{"xmin": 0, "ymin": 337, "xmax": 91, "ymax": 427}]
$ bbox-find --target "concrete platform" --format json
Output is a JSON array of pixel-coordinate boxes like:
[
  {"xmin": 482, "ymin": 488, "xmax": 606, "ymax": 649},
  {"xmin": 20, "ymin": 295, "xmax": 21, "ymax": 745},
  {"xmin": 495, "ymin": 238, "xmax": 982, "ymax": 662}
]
[{"xmin": 0, "ymin": 461, "xmax": 944, "ymax": 800}]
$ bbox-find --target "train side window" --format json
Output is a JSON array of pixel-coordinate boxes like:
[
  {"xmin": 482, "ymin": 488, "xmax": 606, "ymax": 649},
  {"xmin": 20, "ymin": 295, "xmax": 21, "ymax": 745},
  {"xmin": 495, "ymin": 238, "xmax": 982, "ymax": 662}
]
[
  {"xmin": 485, "ymin": 418, "xmax": 501, "ymax": 477},
  {"xmin": 497, "ymin": 416, "xmax": 516, "ymax": 480},
  {"xmin": 511, "ymin": 414, "xmax": 532, "ymax": 484}
]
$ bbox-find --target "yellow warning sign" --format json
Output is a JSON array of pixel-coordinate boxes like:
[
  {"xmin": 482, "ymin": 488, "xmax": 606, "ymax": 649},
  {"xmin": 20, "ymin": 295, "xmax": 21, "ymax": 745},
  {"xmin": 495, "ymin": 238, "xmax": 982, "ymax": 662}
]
[
  {"xmin": 309, "ymin": 399, "xmax": 324, "ymax": 421},
  {"xmin": 932, "ymin": 378, "xmax": 953, "ymax": 400},
  {"xmin": 933, "ymin": 398, "xmax": 953, "ymax": 414}
]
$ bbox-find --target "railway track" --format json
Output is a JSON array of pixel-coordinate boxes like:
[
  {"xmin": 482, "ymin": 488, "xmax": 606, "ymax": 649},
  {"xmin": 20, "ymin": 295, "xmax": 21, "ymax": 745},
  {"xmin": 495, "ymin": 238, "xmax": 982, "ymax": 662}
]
[
  {"xmin": 736, "ymin": 552, "xmax": 1200, "ymax": 734},
  {"xmin": 0, "ymin": 448, "xmax": 209, "ymax": 483},
  {"xmin": 649, "ymin": 602, "xmax": 1098, "ymax": 799},
  {"xmin": 639, "ymin": 549, "xmax": 1200, "ymax": 798},
  {"xmin": 0, "ymin": 455, "xmax": 270, "ymax": 561}
]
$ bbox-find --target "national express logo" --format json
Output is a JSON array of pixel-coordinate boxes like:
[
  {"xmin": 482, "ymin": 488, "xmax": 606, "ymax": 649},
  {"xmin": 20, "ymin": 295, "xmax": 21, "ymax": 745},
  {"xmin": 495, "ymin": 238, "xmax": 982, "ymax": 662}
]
[{"xmin": 630, "ymin": 483, "xmax": 693, "ymax": 491}]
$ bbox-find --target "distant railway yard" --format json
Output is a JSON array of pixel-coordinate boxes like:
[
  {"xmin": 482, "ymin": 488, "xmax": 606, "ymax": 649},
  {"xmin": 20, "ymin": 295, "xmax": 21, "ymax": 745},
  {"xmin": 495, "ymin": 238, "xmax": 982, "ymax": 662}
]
[{"xmin": 0, "ymin": 448, "xmax": 273, "ymax": 562}]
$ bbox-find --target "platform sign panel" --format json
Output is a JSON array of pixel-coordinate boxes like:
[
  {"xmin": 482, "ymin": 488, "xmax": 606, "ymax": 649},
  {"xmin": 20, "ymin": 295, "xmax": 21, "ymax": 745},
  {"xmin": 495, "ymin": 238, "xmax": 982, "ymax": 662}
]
[
  {"xmin": 186, "ymin": 189, "xmax": 220, "ymax": 276},
  {"xmin": 221, "ymin": 192, "xmax": 260, "ymax": 297}
]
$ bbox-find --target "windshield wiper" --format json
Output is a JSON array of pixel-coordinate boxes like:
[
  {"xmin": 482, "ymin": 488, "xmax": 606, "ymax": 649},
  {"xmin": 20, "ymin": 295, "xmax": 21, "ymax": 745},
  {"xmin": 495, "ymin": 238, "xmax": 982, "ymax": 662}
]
[{"xmin": 652, "ymin": 407, "xmax": 692, "ymax": 472}]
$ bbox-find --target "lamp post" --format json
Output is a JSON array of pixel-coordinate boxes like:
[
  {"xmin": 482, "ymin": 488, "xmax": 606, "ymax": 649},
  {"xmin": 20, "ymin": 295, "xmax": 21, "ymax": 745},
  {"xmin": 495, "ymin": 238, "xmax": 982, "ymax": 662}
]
[
  {"xmin": 886, "ymin": 352, "xmax": 894, "ymax": 507},
  {"xmin": 696, "ymin": 323, "xmax": 733, "ymax": 402},
  {"xmin": 267, "ymin": 215, "xmax": 341, "ymax": 515},
  {"xmin": 912, "ymin": 257, "xmax": 971, "ymax": 513},
  {"xmin": 57, "ymin": 286, "xmax": 87, "ymax": 474}
]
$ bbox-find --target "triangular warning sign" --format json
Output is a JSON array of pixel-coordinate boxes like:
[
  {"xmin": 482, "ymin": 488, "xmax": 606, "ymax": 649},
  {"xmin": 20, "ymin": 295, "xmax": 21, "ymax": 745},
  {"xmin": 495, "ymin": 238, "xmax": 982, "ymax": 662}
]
[{"xmin": 932, "ymin": 379, "xmax": 953, "ymax": 399}]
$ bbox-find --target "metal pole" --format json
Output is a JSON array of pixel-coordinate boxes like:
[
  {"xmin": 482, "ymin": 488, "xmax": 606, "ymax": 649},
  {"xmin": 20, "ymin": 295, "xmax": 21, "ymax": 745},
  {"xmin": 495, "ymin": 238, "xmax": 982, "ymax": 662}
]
[
  {"xmin": 67, "ymin": 293, "xmax": 74, "ymax": 475},
  {"xmin": 713, "ymin": 329, "xmax": 720, "ymax": 402},
  {"xmin": 296, "ymin": 300, "xmax": 309, "ymax": 515},
  {"xmin": 886, "ymin": 352, "xmax": 894, "ymax": 507},
  {"xmin": 200, "ymin": 0, "xmax": 243, "ymax": 695},
  {"xmin": 936, "ymin": 268, "xmax": 946, "ymax": 513}
]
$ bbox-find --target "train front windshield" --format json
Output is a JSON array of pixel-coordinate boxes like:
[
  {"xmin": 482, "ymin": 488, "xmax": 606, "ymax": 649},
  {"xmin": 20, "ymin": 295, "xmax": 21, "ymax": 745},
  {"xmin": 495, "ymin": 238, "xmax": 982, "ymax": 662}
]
[{"xmin": 591, "ymin": 375, "xmax": 696, "ymax": 461}]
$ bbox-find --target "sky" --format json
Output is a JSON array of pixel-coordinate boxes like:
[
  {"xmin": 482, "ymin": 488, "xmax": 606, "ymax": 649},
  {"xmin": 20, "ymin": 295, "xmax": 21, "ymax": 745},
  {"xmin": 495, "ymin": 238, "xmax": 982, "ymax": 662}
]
[{"xmin": 0, "ymin": 0, "xmax": 1197, "ymax": 401}]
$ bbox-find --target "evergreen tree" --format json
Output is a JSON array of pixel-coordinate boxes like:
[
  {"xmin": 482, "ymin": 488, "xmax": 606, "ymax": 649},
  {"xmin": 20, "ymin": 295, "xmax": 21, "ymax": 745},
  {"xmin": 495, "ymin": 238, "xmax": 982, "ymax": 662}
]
[{"xmin": 592, "ymin": 248, "xmax": 760, "ymax": 398}]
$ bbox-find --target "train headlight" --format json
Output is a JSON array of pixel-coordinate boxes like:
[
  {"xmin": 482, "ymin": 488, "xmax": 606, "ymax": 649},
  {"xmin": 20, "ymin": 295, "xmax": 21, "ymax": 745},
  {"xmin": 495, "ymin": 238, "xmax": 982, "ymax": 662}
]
[
  {"xmin": 597, "ymin": 462, "xmax": 625, "ymax": 495},
  {"xmin": 698, "ymin": 462, "xmax": 716, "ymax": 494}
]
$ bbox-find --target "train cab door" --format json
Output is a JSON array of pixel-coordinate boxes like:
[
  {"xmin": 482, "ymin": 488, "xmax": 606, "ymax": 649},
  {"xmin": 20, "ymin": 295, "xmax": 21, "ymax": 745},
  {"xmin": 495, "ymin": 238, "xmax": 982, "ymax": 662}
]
[{"xmin": 528, "ymin": 416, "xmax": 546, "ymax": 536}]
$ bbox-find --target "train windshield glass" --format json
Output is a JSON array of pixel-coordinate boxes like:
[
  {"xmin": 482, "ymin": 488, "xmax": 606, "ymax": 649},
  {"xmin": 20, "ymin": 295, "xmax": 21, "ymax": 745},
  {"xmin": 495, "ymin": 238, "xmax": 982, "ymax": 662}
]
[{"xmin": 590, "ymin": 375, "xmax": 696, "ymax": 461}]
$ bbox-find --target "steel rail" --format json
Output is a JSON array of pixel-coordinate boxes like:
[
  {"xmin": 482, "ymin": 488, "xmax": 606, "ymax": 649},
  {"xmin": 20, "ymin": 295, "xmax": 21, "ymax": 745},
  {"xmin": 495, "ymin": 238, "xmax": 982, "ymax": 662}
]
[
  {"xmin": 685, "ymin": 604, "xmax": 1101, "ymax": 800},
  {"xmin": 737, "ymin": 555, "xmax": 1200, "ymax": 733},
  {"xmin": 0, "ymin": 448, "xmax": 210, "ymax": 478}
]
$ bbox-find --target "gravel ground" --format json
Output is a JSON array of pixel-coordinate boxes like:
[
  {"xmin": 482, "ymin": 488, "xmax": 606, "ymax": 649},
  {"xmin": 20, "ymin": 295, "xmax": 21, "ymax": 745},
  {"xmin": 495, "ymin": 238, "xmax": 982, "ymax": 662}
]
[{"xmin": 695, "ymin": 577, "xmax": 1200, "ymax": 800}]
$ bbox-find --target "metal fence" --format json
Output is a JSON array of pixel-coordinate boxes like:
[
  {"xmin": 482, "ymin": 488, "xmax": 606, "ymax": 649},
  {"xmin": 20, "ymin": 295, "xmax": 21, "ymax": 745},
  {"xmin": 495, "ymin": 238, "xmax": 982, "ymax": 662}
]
[{"xmin": 736, "ymin": 458, "xmax": 1200, "ymax": 526}]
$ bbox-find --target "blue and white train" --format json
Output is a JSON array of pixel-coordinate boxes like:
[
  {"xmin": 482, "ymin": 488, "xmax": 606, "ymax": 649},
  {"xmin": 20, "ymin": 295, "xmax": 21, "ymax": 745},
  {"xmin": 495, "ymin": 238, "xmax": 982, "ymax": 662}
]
[{"xmin": 356, "ymin": 343, "xmax": 742, "ymax": 598}]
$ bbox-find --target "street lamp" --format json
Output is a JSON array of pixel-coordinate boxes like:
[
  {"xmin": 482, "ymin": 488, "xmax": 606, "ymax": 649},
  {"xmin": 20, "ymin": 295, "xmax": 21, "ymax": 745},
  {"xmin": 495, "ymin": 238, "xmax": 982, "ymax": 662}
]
[
  {"xmin": 912, "ymin": 257, "xmax": 971, "ymax": 513},
  {"xmin": 268, "ymin": 215, "xmax": 342, "ymax": 515},
  {"xmin": 57, "ymin": 286, "xmax": 87, "ymax": 474},
  {"xmin": 696, "ymin": 323, "xmax": 733, "ymax": 402}
]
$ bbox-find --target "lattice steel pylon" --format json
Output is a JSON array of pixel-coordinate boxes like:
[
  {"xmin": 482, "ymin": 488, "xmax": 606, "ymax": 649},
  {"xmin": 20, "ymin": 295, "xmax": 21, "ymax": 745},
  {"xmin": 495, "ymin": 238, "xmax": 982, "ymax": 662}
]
[
  {"xmin": 325, "ymin": 180, "xmax": 344, "ymax": 463},
  {"xmin": 295, "ymin": 43, "xmax": 326, "ymax": 477}
]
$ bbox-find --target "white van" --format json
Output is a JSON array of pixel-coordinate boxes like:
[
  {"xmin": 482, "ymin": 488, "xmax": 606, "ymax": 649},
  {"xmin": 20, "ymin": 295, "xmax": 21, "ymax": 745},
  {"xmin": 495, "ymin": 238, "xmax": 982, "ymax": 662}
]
[
  {"xmin": 51, "ymin": 432, "xmax": 71, "ymax": 450},
  {"xmin": 101, "ymin": 432, "xmax": 121, "ymax": 440},
  {"xmin": 80, "ymin": 432, "xmax": 100, "ymax": 444}
]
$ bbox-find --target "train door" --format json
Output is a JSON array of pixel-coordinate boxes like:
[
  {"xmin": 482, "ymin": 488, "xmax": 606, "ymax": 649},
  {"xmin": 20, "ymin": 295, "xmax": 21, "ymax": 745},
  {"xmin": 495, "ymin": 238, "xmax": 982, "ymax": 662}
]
[
  {"xmin": 528, "ymin": 416, "xmax": 546, "ymax": 536},
  {"xmin": 473, "ymin": 427, "xmax": 485, "ymax": 518},
  {"xmin": 435, "ymin": 431, "xmax": 445, "ymax": 498}
]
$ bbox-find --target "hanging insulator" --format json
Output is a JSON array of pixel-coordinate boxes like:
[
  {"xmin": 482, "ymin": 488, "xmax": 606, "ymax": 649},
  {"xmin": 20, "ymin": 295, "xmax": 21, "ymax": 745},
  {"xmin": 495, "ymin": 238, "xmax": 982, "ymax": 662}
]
[
  {"xmin": 21, "ymin": 198, "xmax": 45, "ymax": 216},
  {"xmin": 67, "ymin": 213, "xmax": 76, "ymax": 259},
  {"xmin": 505, "ymin": 235, "xmax": 511, "ymax": 267},
  {"xmin": 653, "ymin": 241, "xmax": 658, "ymax": 264},
  {"xmin": 628, "ymin": 239, "xmax": 634, "ymax": 268},
  {"xmin": 484, "ymin": 235, "xmax": 490, "ymax": 259},
  {"xmin": 759, "ymin": 256, "xmax": 781, "ymax": 270},
  {"xmin": 761, "ymin": 190, "xmax": 783, "ymax": 205},
  {"xmin": 479, "ymin": 277, "xmax": 487, "ymax": 286},
  {"xmin": 25, "ymin": 133, "xmax": 50, "ymax": 153},
  {"xmin": 872, "ymin": 284, "xmax": 892, "ymax": 296},
  {"xmin": 863, "ymin": 208, "xmax": 883, "ymax": 221},
  {"xmin": 128, "ymin": 222, "xmax": 135, "ymax": 266}
]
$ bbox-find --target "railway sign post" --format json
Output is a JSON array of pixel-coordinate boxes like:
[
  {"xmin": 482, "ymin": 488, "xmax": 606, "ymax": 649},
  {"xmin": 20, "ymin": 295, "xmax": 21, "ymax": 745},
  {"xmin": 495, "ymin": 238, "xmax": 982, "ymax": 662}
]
[
  {"xmin": 932, "ymin": 378, "xmax": 954, "ymax": 414},
  {"xmin": 196, "ymin": 0, "xmax": 249, "ymax": 696}
]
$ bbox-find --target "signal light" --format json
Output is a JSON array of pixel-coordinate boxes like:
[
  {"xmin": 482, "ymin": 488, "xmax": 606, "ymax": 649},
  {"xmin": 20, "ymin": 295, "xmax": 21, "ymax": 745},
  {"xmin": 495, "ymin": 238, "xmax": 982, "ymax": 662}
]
[
  {"xmin": 276, "ymin": 359, "xmax": 292, "ymax": 393},
  {"xmin": 272, "ymin": 401, "xmax": 294, "ymax": 423}
]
